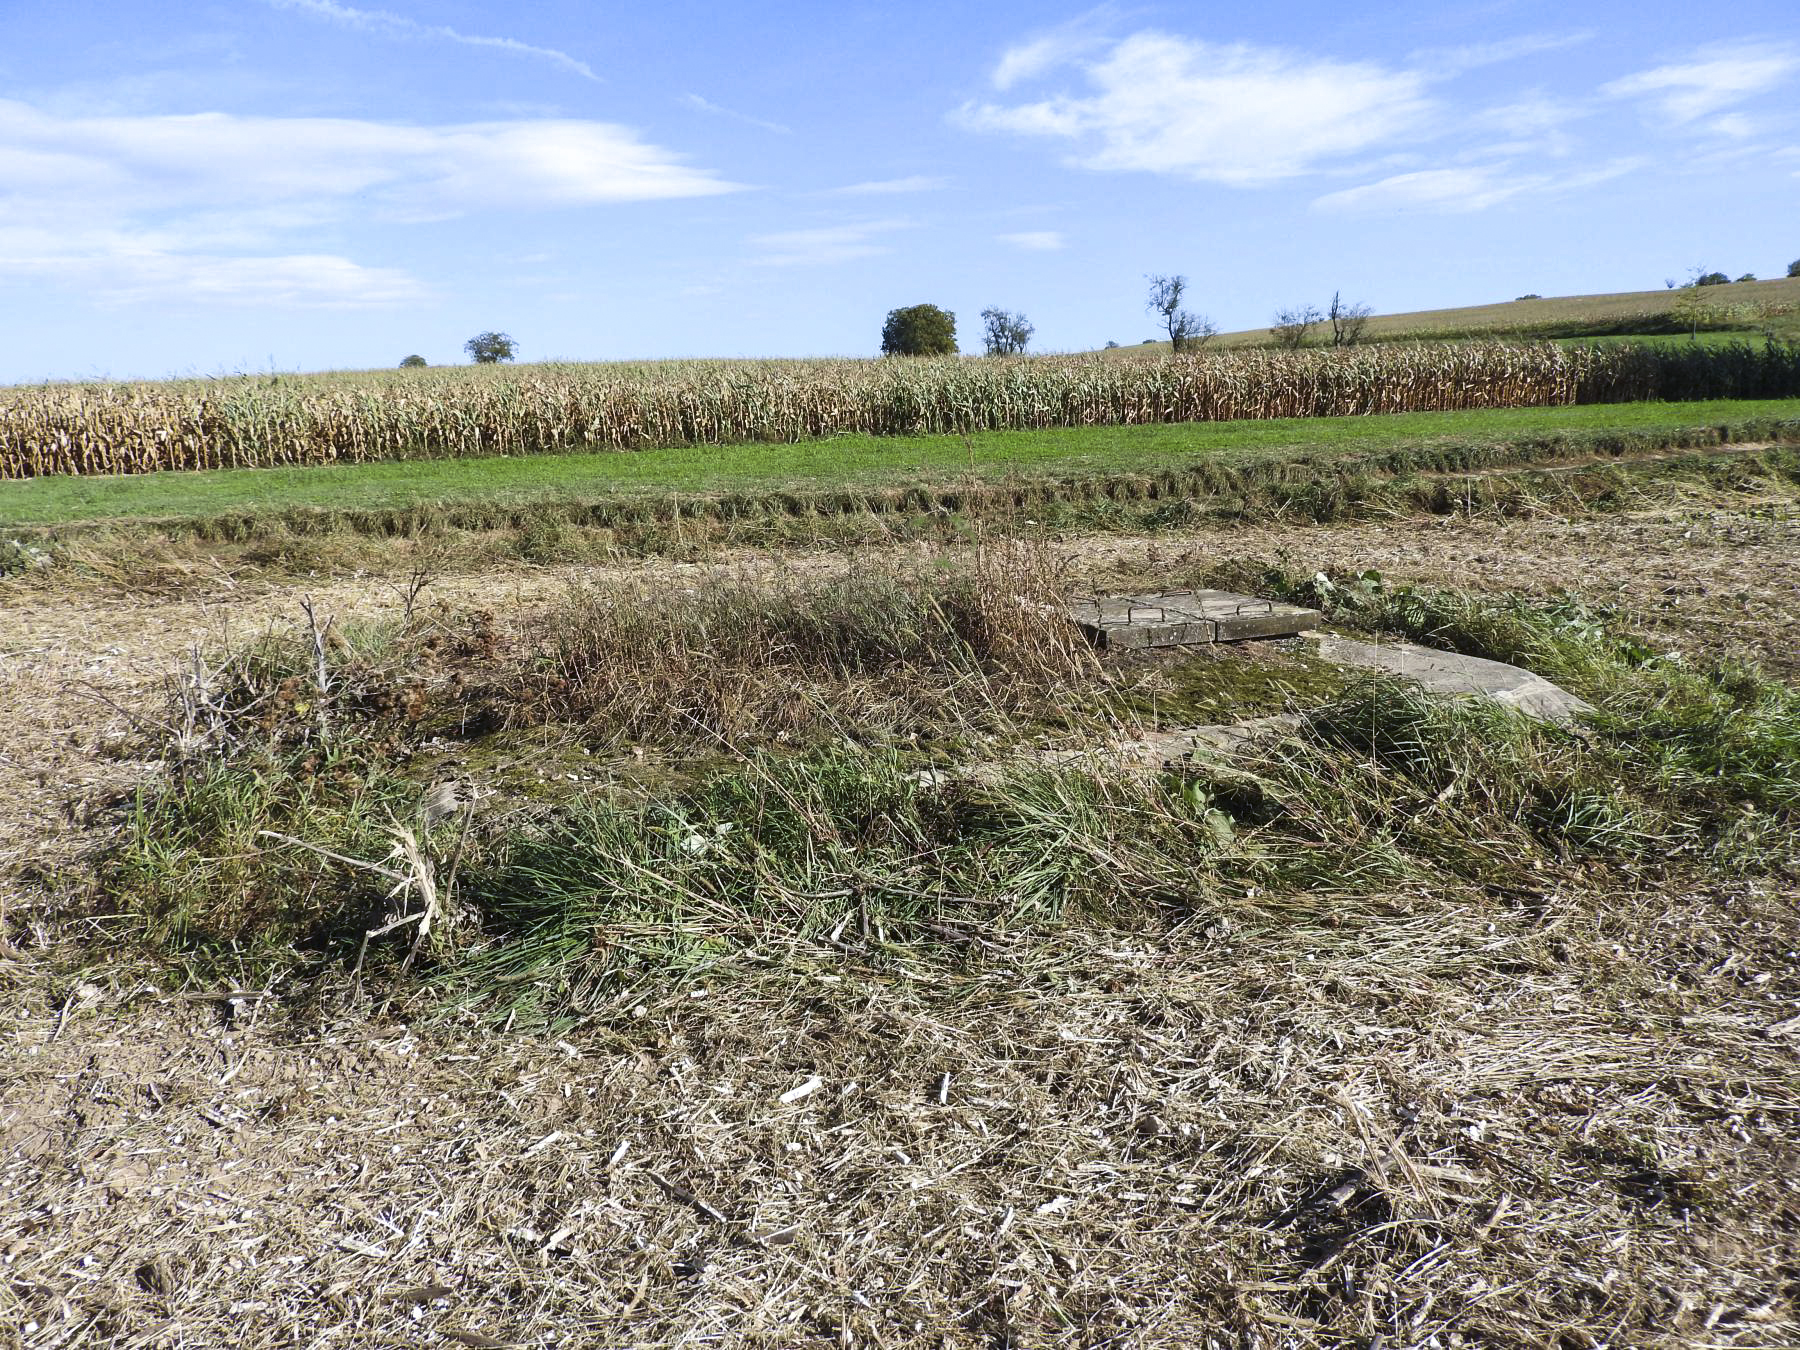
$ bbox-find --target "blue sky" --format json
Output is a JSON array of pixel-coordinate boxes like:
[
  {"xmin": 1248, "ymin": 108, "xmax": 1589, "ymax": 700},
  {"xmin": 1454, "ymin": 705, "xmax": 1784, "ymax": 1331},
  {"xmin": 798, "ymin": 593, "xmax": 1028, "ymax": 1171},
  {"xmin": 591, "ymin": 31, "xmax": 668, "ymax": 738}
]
[{"xmin": 2, "ymin": 0, "xmax": 1797, "ymax": 381}]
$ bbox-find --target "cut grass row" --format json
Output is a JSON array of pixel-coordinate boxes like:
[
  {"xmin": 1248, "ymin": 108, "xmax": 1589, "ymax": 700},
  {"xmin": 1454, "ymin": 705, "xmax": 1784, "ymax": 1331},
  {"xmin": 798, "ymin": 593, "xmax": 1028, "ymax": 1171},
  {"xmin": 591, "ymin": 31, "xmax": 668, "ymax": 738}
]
[{"xmin": 7, "ymin": 398, "xmax": 1799, "ymax": 532}]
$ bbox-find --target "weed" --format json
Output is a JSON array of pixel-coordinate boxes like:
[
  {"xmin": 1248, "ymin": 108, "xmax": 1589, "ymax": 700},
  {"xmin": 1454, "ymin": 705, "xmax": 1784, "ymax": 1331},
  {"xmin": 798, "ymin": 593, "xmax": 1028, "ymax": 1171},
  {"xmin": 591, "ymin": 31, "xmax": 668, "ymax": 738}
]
[{"xmin": 105, "ymin": 746, "xmax": 421, "ymax": 963}]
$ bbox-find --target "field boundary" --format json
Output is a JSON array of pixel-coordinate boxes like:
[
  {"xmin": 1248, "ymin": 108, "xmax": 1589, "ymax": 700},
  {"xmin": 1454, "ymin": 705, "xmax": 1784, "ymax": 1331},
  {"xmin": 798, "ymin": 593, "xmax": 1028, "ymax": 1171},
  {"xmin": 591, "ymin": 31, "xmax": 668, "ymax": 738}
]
[{"xmin": 6, "ymin": 424, "xmax": 1795, "ymax": 584}]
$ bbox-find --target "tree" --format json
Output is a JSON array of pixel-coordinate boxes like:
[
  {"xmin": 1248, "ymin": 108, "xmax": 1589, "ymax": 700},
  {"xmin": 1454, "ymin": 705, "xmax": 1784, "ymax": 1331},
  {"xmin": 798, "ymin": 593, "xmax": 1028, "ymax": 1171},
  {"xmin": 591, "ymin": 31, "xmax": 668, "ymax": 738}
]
[
  {"xmin": 1270, "ymin": 305, "xmax": 1322, "ymax": 350},
  {"xmin": 1327, "ymin": 291, "xmax": 1373, "ymax": 347},
  {"xmin": 465, "ymin": 331, "xmax": 518, "ymax": 364},
  {"xmin": 1789, "ymin": 259, "xmax": 1800, "ymax": 279},
  {"xmin": 880, "ymin": 304, "xmax": 957, "ymax": 356},
  {"xmin": 1144, "ymin": 274, "xmax": 1216, "ymax": 353},
  {"xmin": 399, "ymin": 354, "xmax": 427, "ymax": 368},
  {"xmin": 1693, "ymin": 271, "xmax": 1730, "ymax": 287},
  {"xmin": 979, "ymin": 307, "xmax": 1034, "ymax": 356},
  {"xmin": 1670, "ymin": 282, "xmax": 1716, "ymax": 339}
]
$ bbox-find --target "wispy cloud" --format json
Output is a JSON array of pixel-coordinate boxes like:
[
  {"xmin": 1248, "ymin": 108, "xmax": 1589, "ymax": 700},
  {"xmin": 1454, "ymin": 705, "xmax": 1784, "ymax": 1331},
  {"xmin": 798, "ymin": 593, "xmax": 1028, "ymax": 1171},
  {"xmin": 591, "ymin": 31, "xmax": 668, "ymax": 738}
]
[
  {"xmin": 749, "ymin": 220, "xmax": 909, "ymax": 266},
  {"xmin": 0, "ymin": 101, "xmax": 740, "ymax": 214},
  {"xmin": 1410, "ymin": 31, "xmax": 1594, "ymax": 77},
  {"xmin": 266, "ymin": 0, "xmax": 598, "ymax": 81},
  {"xmin": 0, "ymin": 100, "xmax": 738, "ymax": 307},
  {"xmin": 1602, "ymin": 40, "xmax": 1799, "ymax": 124},
  {"xmin": 1461, "ymin": 93, "xmax": 1589, "ymax": 159},
  {"xmin": 991, "ymin": 8, "xmax": 1116, "ymax": 90},
  {"xmin": 957, "ymin": 32, "xmax": 1433, "ymax": 186},
  {"xmin": 821, "ymin": 175, "xmax": 949, "ymax": 195},
  {"xmin": 681, "ymin": 93, "xmax": 791, "ymax": 135},
  {"xmin": 1313, "ymin": 159, "xmax": 1640, "ymax": 213},
  {"xmin": 997, "ymin": 230, "xmax": 1064, "ymax": 250},
  {"xmin": 0, "ymin": 224, "xmax": 428, "ymax": 307}
]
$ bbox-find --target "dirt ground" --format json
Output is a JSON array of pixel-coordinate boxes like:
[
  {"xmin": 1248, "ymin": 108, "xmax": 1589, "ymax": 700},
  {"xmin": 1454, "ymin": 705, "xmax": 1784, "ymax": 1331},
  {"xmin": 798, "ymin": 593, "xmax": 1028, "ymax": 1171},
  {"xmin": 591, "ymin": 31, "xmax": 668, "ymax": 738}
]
[{"xmin": 4, "ymin": 497, "xmax": 1799, "ymax": 1347}]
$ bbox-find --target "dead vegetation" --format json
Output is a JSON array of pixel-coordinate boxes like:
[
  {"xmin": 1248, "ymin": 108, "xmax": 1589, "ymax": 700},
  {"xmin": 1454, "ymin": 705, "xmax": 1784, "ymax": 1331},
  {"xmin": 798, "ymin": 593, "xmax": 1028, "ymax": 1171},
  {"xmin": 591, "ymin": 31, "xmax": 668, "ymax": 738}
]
[
  {"xmin": 3, "ymin": 494, "xmax": 1799, "ymax": 1350},
  {"xmin": 6, "ymin": 865, "xmax": 1797, "ymax": 1348},
  {"xmin": 511, "ymin": 542, "xmax": 1096, "ymax": 744}
]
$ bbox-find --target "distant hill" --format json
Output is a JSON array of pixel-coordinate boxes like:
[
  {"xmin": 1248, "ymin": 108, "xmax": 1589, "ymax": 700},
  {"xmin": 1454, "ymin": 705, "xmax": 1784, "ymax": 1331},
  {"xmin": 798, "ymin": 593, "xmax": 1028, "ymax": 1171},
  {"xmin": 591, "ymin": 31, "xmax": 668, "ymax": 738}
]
[{"xmin": 1105, "ymin": 275, "xmax": 1800, "ymax": 354}]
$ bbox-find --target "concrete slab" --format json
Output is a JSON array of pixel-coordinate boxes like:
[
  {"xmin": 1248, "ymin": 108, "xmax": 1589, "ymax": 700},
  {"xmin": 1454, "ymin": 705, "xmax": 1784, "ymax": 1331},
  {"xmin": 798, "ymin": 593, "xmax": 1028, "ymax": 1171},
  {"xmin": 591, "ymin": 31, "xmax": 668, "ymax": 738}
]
[
  {"xmin": 1312, "ymin": 635, "xmax": 1594, "ymax": 726},
  {"xmin": 1069, "ymin": 590, "xmax": 1322, "ymax": 649}
]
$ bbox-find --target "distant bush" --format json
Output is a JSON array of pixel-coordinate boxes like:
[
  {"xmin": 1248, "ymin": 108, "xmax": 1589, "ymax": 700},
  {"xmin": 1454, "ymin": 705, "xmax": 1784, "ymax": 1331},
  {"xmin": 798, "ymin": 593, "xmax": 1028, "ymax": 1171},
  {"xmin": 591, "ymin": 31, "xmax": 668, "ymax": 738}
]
[
  {"xmin": 1695, "ymin": 272, "xmax": 1731, "ymax": 287},
  {"xmin": 1515, "ymin": 294, "xmax": 1542, "ymax": 301},
  {"xmin": 880, "ymin": 304, "xmax": 957, "ymax": 357},
  {"xmin": 1736, "ymin": 273, "xmax": 1757, "ymax": 283},
  {"xmin": 466, "ymin": 332, "xmax": 518, "ymax": 364},
  {"xmin": 1271, "ymin": 305, "xmax": 1322, "ymax": 349},
  {"xmin": 399, "ymin": 355, "xmax": 427, "ymax": 368},
  {"xmin": 1789, "ymin": 259, "xmax": 1800, "ymax": 279}
]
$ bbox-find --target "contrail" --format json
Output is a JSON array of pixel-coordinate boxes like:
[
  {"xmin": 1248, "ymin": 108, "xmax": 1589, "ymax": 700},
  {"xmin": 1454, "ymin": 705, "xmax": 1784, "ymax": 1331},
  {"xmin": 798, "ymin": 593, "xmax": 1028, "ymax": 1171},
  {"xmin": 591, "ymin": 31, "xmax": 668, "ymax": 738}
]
[{"xmin": 266, "ymin": 0, "xmax": 598, "ymax": 81}]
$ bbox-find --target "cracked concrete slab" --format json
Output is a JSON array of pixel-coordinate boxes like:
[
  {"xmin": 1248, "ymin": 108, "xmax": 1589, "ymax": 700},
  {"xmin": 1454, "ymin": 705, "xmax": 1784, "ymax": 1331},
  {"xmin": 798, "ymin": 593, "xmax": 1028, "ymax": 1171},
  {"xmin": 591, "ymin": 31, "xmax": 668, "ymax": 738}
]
[{"xmin": 1311, "ymin": 634, "xmax": 1594, "ymax": 725}]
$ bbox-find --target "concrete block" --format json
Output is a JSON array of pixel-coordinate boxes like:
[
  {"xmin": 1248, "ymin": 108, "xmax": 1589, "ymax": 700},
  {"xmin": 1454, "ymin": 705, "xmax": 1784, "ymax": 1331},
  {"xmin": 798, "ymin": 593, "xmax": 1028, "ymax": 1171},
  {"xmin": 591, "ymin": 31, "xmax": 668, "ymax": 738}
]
[{"xmin": 1069, "ymin": 590, "xmax": 1323, "ymax": 649}]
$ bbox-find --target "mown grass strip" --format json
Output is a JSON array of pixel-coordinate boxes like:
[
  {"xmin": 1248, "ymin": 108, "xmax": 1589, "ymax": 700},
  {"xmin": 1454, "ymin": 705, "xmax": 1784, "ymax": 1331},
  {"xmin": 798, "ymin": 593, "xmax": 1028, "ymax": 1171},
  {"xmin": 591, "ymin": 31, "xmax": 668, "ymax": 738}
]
[{"xmin": 6, "ymin": 399, "xmax": 1798, "ymax": 532}]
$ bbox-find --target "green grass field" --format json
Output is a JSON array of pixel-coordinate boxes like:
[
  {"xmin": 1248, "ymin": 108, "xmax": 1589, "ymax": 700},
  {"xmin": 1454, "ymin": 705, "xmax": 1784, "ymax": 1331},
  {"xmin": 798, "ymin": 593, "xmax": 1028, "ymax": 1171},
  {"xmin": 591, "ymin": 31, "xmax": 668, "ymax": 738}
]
[{"xmin": 8, "ymin": 399, "xmax": 1799, "ymax": 531}]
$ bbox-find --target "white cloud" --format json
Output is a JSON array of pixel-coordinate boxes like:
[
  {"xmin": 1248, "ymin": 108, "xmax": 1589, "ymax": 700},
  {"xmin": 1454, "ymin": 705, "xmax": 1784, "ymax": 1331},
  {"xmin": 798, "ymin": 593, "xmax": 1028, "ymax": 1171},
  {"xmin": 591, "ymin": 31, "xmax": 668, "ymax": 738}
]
[
  {"xmin": 1313, "ymin": 159, "xmax": 1639, "ymax": 213},
  {"xmin": 0, "ymin": 100, "xmax": 739, "ymax": 216},
  {"xmin": 0, "ymin": 225, "xmax": 428, "ymax": 307},
  {"xmin": 957, "ymin": 32, "xmax": 1434, "ymax": 186},
  {"xmin": 1708, "ymin": 112, "xmax": 1758, "ymax": 138},
  {"xmin": 1472, "ymin": 94, "xmax": 1587, "ymax": 144},
  {"xmin": 821, "ymin": 175, "xmax": 949, "ymax": 195},
  {"xmin": 1410, "ymin": 32, "xmax": 1594, "ymax": 78},
  {"xmin": 992, "ymin": 9, "xmax": 1116, "ymax": 89},
  {"xmin": 997, "ymin": 230, "xmax": 1064, "ymax": 250},
  {"xmin": 266, "ymin": 0, "xmax": 598, "ymax": 81},
  {"xmin": 749, "ymin": 220, "xmax": 909, "ymax": 266},
  {"xmin": 681, "ymin": 94, "xmax": 791, "ymax": 135},
  {"xmin": 1602, "ymin": 41, "xmax": 1799, "ymax": 124},
  {"xmin": 0, "ymin": 100, "xmax": 737, "ymax": 308}
]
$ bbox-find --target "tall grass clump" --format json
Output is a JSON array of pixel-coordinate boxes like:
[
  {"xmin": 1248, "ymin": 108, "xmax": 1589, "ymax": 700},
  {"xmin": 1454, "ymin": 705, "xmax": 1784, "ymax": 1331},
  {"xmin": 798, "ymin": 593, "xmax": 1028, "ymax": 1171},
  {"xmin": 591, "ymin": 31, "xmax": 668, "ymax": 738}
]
[
  {"xmin": 106, "ymin": 745, "xmax": 421, "ymax": 961},
  {"xmin": 450, "ymin": 671, "xmax": 1708, "ymax": 1025},
  {"xmin": 8, "ymin": 341, "xmax": 1800, "ymax": 479},
  {"xmin": 446, "ymin": 747, "xmax": 1216, "ymax": 1022},
  {"xmin": 509, "ymin": 543, "xmax": 1097, "ymax": 744}
]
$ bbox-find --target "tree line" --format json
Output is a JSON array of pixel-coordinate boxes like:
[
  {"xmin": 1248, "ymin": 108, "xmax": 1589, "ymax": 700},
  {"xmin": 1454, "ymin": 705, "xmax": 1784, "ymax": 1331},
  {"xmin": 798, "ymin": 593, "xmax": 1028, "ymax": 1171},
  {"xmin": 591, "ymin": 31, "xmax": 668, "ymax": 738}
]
[{"xmin": 411, "ymin": 276, "xmax": 1390, "ymax": 368}]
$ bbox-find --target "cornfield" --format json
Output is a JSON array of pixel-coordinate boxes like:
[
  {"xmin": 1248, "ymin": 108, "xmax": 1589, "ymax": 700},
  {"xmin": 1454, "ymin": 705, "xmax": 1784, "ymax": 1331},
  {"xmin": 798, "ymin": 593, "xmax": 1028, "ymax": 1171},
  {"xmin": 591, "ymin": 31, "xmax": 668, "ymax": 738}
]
[{"xmin": 5, "ymin": 341, "xmax": 1798, "ymax": 480}]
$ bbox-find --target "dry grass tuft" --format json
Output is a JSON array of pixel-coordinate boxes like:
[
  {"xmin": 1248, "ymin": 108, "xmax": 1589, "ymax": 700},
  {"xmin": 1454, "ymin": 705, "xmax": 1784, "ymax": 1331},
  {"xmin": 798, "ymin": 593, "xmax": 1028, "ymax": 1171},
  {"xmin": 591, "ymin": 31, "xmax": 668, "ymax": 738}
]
[{"xmin": 507, "ymin": 541, "xmax": 1100, "ymax": 745}]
